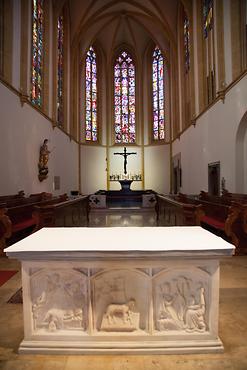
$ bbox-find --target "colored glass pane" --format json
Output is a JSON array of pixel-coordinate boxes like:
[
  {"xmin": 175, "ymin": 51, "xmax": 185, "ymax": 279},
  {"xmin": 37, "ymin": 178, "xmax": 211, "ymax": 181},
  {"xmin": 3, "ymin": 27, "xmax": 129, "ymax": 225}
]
[
  {"xmin": 152, "ymin": 46, "xmax": 165, "ymax": 140},
  {"xmin": 57, "ymin": 15, "xmax": 64, "ymax": 125},
  {"xmin": 203, "ymin": 0, "xmax": 213, "ymax": 38},
  {"xmin": 30, "ymin": 0, "xmax": 44, "ymax": 107},
  {"xmin": 184, "ymin": 12, "xmax": 190, "ymax": 73},
  {"xmin": 114, "ymin": 51, "xmax": 136, "ymax": 144},
  {"xmin": 85, "ymin": 46, "xmax": 97, "ymax": 142}
]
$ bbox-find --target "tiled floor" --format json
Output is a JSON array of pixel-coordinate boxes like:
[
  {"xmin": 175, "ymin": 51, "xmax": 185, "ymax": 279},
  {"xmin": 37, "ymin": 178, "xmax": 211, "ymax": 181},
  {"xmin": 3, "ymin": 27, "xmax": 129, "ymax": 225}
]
[
  {"xmin": 89, "ymin": 207, "xmax": 157, "ymax": 227},
  {"xmin": 0, "ymin": 209, "xmax": 247, "ymax": 369}
]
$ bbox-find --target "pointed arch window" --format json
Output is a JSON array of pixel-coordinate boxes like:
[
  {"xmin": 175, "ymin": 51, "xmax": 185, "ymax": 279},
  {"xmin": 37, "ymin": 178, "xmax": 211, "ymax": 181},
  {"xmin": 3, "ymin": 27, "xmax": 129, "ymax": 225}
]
[
  {"xmin": 30, "ymin": 0, "xmax": 44, "ymax": 107},
  {"xmin": 152, "ymin": 46, "xmax": 165, "ymax": 141},
  {"xmin": 114, "ymin": 51, "xmax": 136, "ymax": 144},
  {"xmin": 57, "ymin": 14, "xmax": 64, "ymax": 125},
  {"xmin": 184, "ymin": 11, "xmax": 190, "ymax": 73},
  {"xmin": 85, "ymin": 46, "xmax": 98, "ymax": 141},
  {"xmin": 203, "ymin": 0, "xmax": 213, "ymax": 38}
]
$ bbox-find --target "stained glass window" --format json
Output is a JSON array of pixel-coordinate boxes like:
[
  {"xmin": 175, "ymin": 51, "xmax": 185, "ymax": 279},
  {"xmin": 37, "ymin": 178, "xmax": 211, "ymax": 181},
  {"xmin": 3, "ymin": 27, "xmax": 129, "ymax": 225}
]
[
  {"xmin": 184, "ymin": 12, "xmax": 190, "ymax": 73},
  {"xmin": 203, "ymin": 0, "xmax": 213, "ymax": 38},
  {"xmin": 152, "ymin": 46, "xmax": 165, "ymax": 141},
  {"xmin": 30, "ymin": 0, "xmax": 44, "ymax": 106},
  {"xmin": 85, "ymin": 46, "xmax": 97, "ymax": 141},
  {"xmin": 114, "ymin": 51, "xmax": 136, "ymax": 144},
  {"xmin": 57, "ymin": 15, "xmax": 64, "ymax": 125}
]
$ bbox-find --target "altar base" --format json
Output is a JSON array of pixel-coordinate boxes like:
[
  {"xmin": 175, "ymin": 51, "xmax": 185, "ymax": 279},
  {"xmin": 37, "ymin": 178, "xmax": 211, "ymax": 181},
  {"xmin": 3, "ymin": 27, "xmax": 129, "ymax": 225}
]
[{"xmin": 5, "ymin": 227, "xmax": 234, "ymax": 355}]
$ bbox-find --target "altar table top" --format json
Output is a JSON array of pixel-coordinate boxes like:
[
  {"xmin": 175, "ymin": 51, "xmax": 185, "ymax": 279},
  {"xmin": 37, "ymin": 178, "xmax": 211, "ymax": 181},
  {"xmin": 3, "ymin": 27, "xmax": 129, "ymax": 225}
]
[{"xmin": 5, "ymin": 227, "xmax": 235, "ymax": 259}]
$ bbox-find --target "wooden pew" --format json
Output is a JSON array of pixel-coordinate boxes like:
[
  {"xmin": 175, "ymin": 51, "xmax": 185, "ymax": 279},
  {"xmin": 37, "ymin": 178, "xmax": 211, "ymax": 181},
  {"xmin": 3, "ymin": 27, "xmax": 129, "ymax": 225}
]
[
  {"xmin": 33, "ymin": 195, "xmax": 89, "ymax": 230},
  {"xmin": 0, "ymin": 208, "xmax": 12, "ymax": 256},
  {"xmin": 0, "ymin": 190, "xmax": 25, "ymax": 202},
  {"xmin": 0, "ymin": 192, "xmax": 52, "ymax": 209},
  {"xmin": 156, "ymin": 194, "xmax": 204, "ymax": 226},
  {"xmin": 221, "ymin": 189, "xmax": 247, "ymax": 203},
  {"xmin": 0, "ymin": 194, "xmax": 68, "ymax": 252},
  {"xmin": 178, "ymin": 192, "xmax": 247, "ymax": 254}
]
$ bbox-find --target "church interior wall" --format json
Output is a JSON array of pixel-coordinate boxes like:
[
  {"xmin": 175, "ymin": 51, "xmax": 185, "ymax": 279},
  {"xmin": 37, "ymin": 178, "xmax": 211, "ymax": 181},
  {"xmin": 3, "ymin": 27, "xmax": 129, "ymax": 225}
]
[
  {"xmin": 172, "ymin": 74, "xmax": 247, "ymax": 194},
  {"xmin": 144, "ymin": 145, "xmax": 170, "ymax": 194},
  {"xmin": 0, "ymin": 82, "xmax": 79, "ymax": 196},
  {"xmin": 80, "ymin": 145, "xmax": 107, "ymax": 194},
  {"xmin": 1, "ymin": 0, "xmax": 247, "ymax": 198}
]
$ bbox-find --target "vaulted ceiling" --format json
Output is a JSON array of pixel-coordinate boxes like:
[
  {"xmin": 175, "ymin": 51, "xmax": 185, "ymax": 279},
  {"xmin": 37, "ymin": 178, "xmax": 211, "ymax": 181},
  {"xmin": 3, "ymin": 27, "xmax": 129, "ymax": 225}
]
[{"xmin": 67, "ymin": 0, "xmax": 180, "ymax": 61}]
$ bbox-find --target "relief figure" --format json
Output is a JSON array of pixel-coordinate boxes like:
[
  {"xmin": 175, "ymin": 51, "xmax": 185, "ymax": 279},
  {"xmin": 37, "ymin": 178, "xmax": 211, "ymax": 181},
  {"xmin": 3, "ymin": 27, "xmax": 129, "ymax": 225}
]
[
  {"xmin": 184, "ymin": 287, "xmax": 206, "ymax": 332},
  {"xmin": 156, "ymin": 277, "xmax": 207, "ymax": 333}
]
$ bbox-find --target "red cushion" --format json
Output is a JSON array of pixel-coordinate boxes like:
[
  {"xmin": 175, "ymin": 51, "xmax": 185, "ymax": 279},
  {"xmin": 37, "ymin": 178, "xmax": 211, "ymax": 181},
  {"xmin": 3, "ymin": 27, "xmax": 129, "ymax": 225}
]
[
  {"xmin": 201, "ymin": 216, "xmax": 225, "ymax": 230},
  {"xmin": 12, "ymin": 219, "xmax": 36, "ymax": 233}
]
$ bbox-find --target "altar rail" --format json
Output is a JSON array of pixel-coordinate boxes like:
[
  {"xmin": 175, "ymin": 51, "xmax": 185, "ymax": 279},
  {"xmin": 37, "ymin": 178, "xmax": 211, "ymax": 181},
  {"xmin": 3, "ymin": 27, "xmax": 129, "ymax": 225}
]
[
  {"xmin": 156, "ymin": 194, "xmax": 204, "ymax": 226},
  {"xmin": 32, "ymin": 195, "xmax": 89, "ymax": 231}
]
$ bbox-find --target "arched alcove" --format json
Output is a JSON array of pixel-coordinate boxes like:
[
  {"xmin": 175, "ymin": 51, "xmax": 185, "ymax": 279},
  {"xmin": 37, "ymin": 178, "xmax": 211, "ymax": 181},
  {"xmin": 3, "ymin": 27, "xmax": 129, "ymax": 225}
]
[{"xmin": 236, "ymin": 111, "xmax": 247, "ymax": 192}]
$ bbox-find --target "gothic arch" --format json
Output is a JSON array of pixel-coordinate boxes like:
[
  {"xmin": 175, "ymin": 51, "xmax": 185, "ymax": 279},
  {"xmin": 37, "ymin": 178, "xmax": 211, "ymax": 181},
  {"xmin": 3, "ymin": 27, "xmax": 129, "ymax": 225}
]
[{"xmin": 236, "ymin": 110, "xmax": 247, "ymax": 192}]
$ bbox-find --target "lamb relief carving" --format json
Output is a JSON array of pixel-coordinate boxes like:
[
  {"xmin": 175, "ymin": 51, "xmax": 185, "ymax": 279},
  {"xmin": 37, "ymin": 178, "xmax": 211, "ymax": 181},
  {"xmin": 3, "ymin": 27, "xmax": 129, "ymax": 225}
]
[
  {"xmin": 93, "ymin": 270, "xmax": 148, "ymax": 332},
  {"xmin": 101, "ymin": 299, "xmax": 139, "ymax": 331},
  {"xmin": 155, "ymin": 274, "xmax": 208, "ymax": 333},
  {"xmin": 31, "ymin": 270, "xmax": 87, "ymax": 332}
]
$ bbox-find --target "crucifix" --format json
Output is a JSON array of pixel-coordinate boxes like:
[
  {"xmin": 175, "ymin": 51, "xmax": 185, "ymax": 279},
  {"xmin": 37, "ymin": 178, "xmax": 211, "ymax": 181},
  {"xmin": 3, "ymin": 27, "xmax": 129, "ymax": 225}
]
[{"xmin": 114, "ymin": 147, "xmax": 137, "ymax": 175}]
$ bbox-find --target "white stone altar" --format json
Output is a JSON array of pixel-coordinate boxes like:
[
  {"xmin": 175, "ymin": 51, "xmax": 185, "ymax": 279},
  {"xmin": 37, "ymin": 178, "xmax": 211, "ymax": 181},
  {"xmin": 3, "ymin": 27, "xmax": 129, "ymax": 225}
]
[{"xmin": 4, "ymin": 226, "xmax": 235, "ymax": 354}]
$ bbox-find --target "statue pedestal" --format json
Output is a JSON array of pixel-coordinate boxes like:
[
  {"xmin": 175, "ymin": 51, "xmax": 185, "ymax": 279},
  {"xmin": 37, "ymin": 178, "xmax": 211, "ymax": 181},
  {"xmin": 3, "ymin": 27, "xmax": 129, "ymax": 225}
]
[{"xmin": 118, "ymin": 179, "xmax": 133, "ymax": 191}]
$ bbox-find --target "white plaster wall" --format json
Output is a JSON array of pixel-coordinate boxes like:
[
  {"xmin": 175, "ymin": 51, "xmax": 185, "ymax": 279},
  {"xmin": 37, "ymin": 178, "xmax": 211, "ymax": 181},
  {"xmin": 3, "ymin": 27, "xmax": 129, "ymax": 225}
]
[
  {"xmin": 0, "ymin": 82, "xmax": 78, "ymax": 195},
  {"xmin": 80, "ymin": 145, "xmax": 107, "ymax": 194},
  {"xmin": 173, "ymin": 75, "xmax": 247, "ymax": 194},
  {"xmin": 144, "ymin": 145, "xmax": 170, "ymax": 194}
]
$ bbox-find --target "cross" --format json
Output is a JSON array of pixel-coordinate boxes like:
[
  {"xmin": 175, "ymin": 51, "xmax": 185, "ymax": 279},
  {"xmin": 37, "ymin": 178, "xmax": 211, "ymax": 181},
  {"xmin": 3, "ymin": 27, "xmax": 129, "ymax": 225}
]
[{"xmin": 114, "ymin": 147, "xmax": 137, "ymax": 175}]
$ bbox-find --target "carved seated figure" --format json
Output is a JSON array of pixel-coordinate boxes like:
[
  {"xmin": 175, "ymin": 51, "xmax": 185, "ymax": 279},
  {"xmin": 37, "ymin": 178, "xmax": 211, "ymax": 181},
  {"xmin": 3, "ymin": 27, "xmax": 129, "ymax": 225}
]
[{"xmin": 185, "ymin": 287, "xmax": 206, "ymax": 333}]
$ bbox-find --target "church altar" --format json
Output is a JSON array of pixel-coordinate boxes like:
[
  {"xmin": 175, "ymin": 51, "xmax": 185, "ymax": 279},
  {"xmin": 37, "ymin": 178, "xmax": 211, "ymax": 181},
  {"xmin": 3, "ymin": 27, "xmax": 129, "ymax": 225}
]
[{"xmin": 5, "ymin": 227, "xmax": 234, "ymax": 354}]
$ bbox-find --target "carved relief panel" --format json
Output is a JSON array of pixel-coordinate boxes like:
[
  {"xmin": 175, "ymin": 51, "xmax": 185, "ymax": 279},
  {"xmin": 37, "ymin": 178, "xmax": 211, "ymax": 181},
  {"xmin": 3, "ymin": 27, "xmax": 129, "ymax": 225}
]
[
  {"xmin": 92, "ymin": 269, "xmax": 149, "ymax": 333},
  {"xmin": 153, "ymin": 268, "xmax": 210, "ymax": 333},
  {"xmin": 30, "ymin": 269, "xmax": 88, "ymax": 333}
]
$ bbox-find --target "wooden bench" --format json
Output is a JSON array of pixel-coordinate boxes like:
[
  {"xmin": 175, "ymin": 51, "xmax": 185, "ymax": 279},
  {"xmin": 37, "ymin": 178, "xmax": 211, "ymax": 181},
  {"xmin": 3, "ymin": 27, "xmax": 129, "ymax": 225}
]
[
  {"xmin": 0, "ymin": 194, "xmax": 67, "ymax": 253},
  {"xmin": 0, "ymin": 192, "xmax": 52, "ymax": 209},
  {"xmin": 178, "ymin": 192, "xmax": 247, "ymax": 254},
  {"xmin": 0, "ymin": 190, "xmax": 25, "ymax": 202},
  {"xmin": 0, "ymin": 208, "xmax": 12, "ymax": 256},
  {"xmin": 33, "ymin": 195, "xmax": 89, "ymax": 230},
  {"xmin": 221, "ymin": 189, "xmax": 247, "ymax": 204},
  {"xmin": 156, "ymin": 194, "xmax": 204, "ymax": 226}
]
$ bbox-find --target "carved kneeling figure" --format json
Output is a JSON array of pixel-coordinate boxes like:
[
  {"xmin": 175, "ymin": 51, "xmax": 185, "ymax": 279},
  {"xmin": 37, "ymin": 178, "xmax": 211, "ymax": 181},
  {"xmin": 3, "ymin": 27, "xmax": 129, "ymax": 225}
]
[{"xmin": 106, "ymin": 299, "xmax": 136, "ymax": 325}]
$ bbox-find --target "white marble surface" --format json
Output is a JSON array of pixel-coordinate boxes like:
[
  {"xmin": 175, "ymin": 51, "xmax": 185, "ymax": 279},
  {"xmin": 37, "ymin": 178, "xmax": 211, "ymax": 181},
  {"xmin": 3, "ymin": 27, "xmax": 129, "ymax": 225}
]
[
  {"xmin": 5, "ymin": 226, "xmax": 234, "ymax": 256},
  {"xmin": 4, "ymin": 226, "xmax": 235, "ymax": 354}
]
